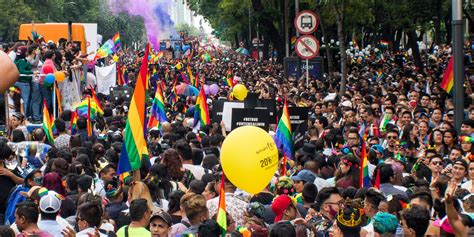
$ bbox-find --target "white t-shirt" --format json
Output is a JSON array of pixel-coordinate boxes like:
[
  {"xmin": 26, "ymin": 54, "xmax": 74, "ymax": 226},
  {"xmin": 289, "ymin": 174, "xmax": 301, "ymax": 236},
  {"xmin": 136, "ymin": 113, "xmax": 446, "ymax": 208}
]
[{"xmin": 182, "ymin": 164, "xmax": 206, "ymax": 180}]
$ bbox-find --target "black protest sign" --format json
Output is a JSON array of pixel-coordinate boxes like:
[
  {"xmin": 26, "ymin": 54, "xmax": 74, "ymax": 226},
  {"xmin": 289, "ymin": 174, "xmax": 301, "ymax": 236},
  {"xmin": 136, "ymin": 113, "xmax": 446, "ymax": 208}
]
[
  {"xmin": 245, "ymin": 96, "xmax": 276, "ymax": 123},
  {"xmin": 211, "ymin": 100, "xmax": 227, "ymax": 122},
  {"xmin": 231, "ymin": 108, "xmax": 269, "ymax": 131},
  {"xmin": 287, "ymin": 107, "xmax": 310, "ymax": 142}
]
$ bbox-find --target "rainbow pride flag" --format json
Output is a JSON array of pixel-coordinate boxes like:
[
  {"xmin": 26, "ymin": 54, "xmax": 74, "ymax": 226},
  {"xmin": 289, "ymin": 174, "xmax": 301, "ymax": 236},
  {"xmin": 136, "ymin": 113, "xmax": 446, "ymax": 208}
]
[
  {"xmin": 216, "ymin": 173, "xmax": 227, "ymax": 237},
  {"xmin": 112, "ymin": 32, "xmax": 120, "ymax": 49},
  {"xmin": 274, "ymin": 99, "xmax": 293, "ymax": 160},
  {"xmin": 359, "ymin": 142, "xmax": 370, "ymax": 188},
  {"xmin": 169, "ymin": 80, "xmax": 178, "ymax": 104},
  {"xmin": 76, "ymin": 97, "xmax": 103, "ymax": 119},
  {"xmin": 225, "ymin": 68, "xmax": 234, "ymax": 87},
  {"xmin": 94, "ymin": 39, "xmax": 115, "ymax": 60},
  {"xmin": 43, "ymin": 100, "xmax": 54, "ymax": 145},
  {"xmin": 89, "ymin": 86, "xmax": 104, "ymax": 115},
  {"xmin": 70, "ymin": 111, "xmax": 78, "ymax": 135},
  {"xmin": 441, "ymin": 57, "xmax": 454, "ymax": 94},
  {"xmin": 147, "ymin": 83, "xmax": 168, "ymax": 128},
  {"xmin": 117, "ymin": 44, "xmax": 151, "ymax": 174},
  {"xmin": 193, "ymin": 86, "xmax": 210, "ymax": 130},
  {"xmin": 187, "ymin": 65, "xmax": 195, "ymax": 86}
]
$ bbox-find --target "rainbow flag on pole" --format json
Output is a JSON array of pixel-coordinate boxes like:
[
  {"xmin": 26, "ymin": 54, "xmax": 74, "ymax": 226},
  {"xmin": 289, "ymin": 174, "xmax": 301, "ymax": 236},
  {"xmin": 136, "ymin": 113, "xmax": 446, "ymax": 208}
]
[
  {"xmin": 43, "ymin": 99, "xmax": 54, "ymax": 145},
  {"xmin": 274, "ymin": 99, "xmax": 293, "ymax": 160},
  {"xmin": 147, "ymin": 83, "xmax": 168, "ymax": 128},
  {"xmin": 117, "ymin": 43, "xmax": 150, "ymax": 174},
  {"xmin": 193, "ymin": 86, "xmax": 210, "ymax": 130},
  {"xmin": 112, "ymin": 32, "xmax": 120, "ymax": 49},
  {"xmin": 440, "ymin": 57, "xmax": 454, "ymax": 94},
  {"xmin": 225, "ymin": 68, "xmax": 234, "ymax": 88},
  {"xmin": 359, "ymin": 142, "xmax": 370, "ymax": 188},
  {"xmin": 216, "ymin": 173, "xmax": 227, "ymax": 237},
  {"xmin": 89, "ymin": 86, "xmax": 104, "ymax": 115},
  {"xmin": 70, "ymin": 111, "xmax": 78, "ymax": 135}
]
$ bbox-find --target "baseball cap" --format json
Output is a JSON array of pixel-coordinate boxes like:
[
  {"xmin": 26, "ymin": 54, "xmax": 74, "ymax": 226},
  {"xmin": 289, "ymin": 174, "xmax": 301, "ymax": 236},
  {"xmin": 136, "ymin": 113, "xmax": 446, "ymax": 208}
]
[
  {"xmin": 39, "ymin": 191, "xmax": 63, "ymax": 213},
  {"xmin": 271, "ymin": 195, "xmax": 293, "ymax": 222},
  {"xmin": 291, "ymin": 170, "xmax": 316, "ymax": 183},
  {"xmin": 20, "ymin": 186, "xmax": 42, "ymax": 201},
  {"xmin": 370, "ymin": 144, "xmax": 384, "ymax": 154},
  {"xmin": 150, "ymin": 209, "xmax": 172, "ymax": 226}
]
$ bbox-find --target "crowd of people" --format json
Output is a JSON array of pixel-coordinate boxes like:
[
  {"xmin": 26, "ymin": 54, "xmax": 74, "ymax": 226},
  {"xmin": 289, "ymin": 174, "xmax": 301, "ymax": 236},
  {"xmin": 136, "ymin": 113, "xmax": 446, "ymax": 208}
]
[{"xmin": 0, "ymin": 36, "xmax": 473, "ymax": 237}]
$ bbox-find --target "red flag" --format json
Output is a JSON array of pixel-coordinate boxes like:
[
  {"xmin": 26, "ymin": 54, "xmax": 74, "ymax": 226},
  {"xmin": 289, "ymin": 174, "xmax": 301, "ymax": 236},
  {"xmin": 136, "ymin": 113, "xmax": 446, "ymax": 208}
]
[{"xmin": 374, "ymin": 169, "xmax": 381, "ymax": 190}]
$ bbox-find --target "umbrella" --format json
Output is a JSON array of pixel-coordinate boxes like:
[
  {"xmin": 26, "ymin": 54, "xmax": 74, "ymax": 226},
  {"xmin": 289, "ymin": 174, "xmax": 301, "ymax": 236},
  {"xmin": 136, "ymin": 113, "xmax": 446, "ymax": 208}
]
[
  {"xmin": 175, "ymin": 84, "xmax": 199, "ymax": 96},
  {"xmin": 236, "ymin": 47, "xmax": 250, "ymax": 55}
]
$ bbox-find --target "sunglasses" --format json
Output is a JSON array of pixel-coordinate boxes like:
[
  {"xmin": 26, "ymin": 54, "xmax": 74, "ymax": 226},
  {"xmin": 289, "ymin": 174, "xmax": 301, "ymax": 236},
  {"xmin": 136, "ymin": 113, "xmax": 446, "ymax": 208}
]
[
  {"xmin": 387, "ymin": 136, "xmax": 398, "ymax": 139},
  {"xmin": 431, "ymin": 161, "xmax": 442, "ymax": 166}
]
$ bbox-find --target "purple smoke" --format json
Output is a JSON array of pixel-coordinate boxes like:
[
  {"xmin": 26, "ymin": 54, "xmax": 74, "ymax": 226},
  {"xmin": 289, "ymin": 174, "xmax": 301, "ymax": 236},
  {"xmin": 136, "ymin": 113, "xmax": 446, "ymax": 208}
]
[{"xmin": 107, "ymin": 0, "xmax": 177, "ymax": 49}]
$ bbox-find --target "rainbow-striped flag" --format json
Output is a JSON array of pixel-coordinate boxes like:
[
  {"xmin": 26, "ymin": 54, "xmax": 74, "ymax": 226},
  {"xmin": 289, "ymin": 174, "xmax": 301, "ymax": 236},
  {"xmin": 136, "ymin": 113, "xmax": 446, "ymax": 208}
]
[
  {"xmin": 147, "ymin": 83, "xmax": 168, "ymax": 128},
  {"xmin": 70, "ymin": 111, "xmax": 78, "ymax": 135},
  {"xmin": 87, "ymin": 97, "xmax": 92, "ymax": 137},
  {"xmin": 76, "ymin": 97, "xmax": 103, "ymax": 119},
  {"xmin": 187, "ymin": 65, "xmax": 195, "ymax": 86},
  {"xmin": 225, "ymin": 68, "xmax": 234, "ymax": 87},
  {"xmin": 193, "ymin": 86, "xmax": 210, "ymax": 130},
  {"xmin": 117, "ymin": 43, "xmax": 151, "ymax": 174},
  {"xmin": 274, "ymin": 99, "xmax": 293, "ymax": 160},
  {"xmin": 216, "ymin": 173, "xmax": 227, "ymax": 237},
  {"xmin": 43, "ymin": 99, "xmax": 54, "ymax": 145},
  {"xmin": 169, "ymin": 80, "xmax": 178, "ymax": 104},
  {"xmin": 112, "ymin": 32, "xmax": 120, "ymax": 49},
  {"xmin": 94, "ymin": 39, "xmax": 115, "ymax": 60},
  {"xmin": 440, "ymin": 57, "xmax": 454, "ymax": 94},
  {"xmin": 359, "ymin": 142, "xmax": 370, "ymax": 188},
  {"xmin": 89, "ymin": 86, "xmax": 104, "ymax": 115}
]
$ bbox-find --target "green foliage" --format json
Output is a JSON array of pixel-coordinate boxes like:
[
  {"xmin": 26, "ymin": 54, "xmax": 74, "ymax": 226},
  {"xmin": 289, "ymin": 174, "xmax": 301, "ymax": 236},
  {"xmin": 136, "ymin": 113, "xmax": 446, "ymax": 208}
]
[
  {"xmin": 175, "ymin": 23, "xmax": 200, "ymax": 37},
  {"xmin": 0, "ymin": 0, "xmax": 145, "ymax": 46}
]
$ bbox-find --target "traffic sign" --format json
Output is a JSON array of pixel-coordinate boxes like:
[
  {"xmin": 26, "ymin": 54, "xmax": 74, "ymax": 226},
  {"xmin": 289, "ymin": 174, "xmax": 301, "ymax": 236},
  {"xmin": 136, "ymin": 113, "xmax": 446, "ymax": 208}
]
[
  {"xmin": 295, "ymin": 35, "xmax": 320, "ymax": 60},
  {"xmin": 295, "ymin": 10, "xmax": 318, "ymax": 35}
]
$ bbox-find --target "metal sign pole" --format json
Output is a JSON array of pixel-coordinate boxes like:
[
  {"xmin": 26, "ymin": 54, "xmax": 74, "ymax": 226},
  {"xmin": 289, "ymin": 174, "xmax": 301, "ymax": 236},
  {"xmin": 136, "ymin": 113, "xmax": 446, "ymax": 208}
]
[{"xmin": 306, "ymin": 59, "xmax": 309, "ymax": 87}]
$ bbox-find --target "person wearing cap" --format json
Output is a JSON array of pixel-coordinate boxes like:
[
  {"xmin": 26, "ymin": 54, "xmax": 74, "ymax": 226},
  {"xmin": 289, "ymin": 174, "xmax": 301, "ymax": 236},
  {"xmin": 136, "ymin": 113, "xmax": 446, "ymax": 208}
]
[
  {"xmin": 271, "ymin": 195, "xmax": 300, "ymax": 223},
  {"xmin": 37, "ymin": 190, "xmax": 67, "ymax": 237},
  {"xmin": 104, "ymin": 179, "xmax": 127, "ymax": 222},
  {"xmin": 452, "ymin": 158, "xmax": 468, "ymax": 186},
  {"xmin": 150, "ymin": 209, "xmax": 172, "ymax": 237},
  {"xmin": 14, "ymin": 201, "xmax": 52, "ymax": 237},
  {"xmin": 291, "ymin": 169, "xmax": 316, "ymax": 205},
  {"xmin": 3, "ymin": 169, "xmax": 42, "ymax": 225}
]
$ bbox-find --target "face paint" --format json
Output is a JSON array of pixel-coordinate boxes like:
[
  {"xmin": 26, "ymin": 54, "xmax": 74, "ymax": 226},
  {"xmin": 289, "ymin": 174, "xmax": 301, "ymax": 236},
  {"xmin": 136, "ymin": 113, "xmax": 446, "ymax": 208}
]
[{"xmin": 328, "ymin": 205, "xmax": 338, "ymax": 217}]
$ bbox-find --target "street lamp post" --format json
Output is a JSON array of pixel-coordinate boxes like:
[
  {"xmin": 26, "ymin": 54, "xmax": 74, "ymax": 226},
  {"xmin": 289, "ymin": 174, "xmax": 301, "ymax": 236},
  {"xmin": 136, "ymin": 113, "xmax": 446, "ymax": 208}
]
[{"xmin": 452, "ymin": 0, "xmax": 464, "ymax": 132}]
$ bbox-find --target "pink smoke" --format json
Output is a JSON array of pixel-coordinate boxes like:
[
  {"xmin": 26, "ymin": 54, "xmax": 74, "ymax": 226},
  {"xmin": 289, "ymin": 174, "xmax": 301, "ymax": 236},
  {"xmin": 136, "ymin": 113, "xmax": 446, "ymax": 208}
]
[{"xmin": 107, "ymin": 0, "xmax": 176, "ymax": 49}]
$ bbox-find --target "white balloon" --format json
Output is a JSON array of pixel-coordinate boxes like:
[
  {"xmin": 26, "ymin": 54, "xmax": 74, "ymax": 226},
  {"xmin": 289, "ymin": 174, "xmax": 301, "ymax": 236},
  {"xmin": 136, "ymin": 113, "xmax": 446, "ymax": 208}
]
[
  {"xmin": 336, "ymin": 41, "xmax": 340, "ymax": 46},
  {"xmin": 330, "ymin": 39, "xmax": 335, "ymax": 44}
]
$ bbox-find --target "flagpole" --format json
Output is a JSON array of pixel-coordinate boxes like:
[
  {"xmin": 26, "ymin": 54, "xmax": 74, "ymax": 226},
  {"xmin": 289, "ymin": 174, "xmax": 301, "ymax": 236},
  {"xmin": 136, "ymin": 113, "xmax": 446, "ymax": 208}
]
[
  {"xmin": 452, "ymin": 0, "xmax": 464, "ymax": 132},
  {"xmin": 53, "ymin": 81, "xmax": 56, "ymax": 120}
]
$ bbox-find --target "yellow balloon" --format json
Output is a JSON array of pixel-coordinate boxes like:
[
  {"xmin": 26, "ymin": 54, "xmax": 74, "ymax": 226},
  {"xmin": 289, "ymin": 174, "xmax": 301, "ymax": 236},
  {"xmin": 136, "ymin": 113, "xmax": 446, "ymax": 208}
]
[
  {"xmin": 54, "ymin": 71, "xmax": 66, "ymax": 83},
  {"xmin": 221, "ymin": 126, "xmax": 279, "ymax": 194},
  {"xmin": 232, "ymin": 84, "xmax": 248, "ymax": 101},
  {"xmin": 175, "ymin": 62, "xmax": 182, "ymax": 70}
]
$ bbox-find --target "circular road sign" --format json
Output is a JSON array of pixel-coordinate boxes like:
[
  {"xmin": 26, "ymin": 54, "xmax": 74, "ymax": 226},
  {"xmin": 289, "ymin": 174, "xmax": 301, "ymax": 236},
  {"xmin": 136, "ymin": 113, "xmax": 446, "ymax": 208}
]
[
  {"xmin": 295, "ymin": 10, "xmax": 318, "ymax": 35},
  {"xmin": 295, "ymin": 35, "xmax": 320, "ymax": 60}
]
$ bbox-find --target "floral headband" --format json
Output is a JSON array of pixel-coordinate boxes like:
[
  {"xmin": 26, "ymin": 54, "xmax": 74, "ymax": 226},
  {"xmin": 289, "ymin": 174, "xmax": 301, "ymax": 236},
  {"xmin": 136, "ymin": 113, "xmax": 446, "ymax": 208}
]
[{"xmin": 342, "ymin": 158, "xmax": 359, "ymax": 168}]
